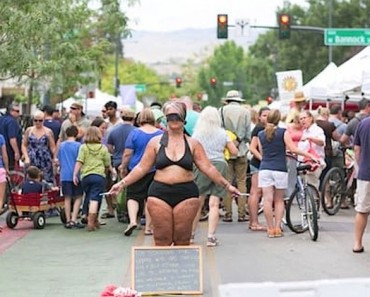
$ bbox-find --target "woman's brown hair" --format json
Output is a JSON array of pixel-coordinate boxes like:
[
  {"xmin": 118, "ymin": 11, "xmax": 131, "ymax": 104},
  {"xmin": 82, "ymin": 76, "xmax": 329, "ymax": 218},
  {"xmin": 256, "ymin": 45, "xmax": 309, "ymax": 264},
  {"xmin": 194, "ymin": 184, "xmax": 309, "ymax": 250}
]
[{"xmin": 265, "ymin": 109, "xmax": 281, "ymax": 141}]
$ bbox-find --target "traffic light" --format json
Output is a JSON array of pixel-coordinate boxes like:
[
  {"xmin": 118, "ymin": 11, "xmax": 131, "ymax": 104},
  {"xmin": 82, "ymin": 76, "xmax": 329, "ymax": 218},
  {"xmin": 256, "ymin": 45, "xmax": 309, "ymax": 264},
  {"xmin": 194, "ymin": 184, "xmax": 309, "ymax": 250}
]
[
  {"xmin": 210, "ymin": 77, "xmax": 217, "ymax": 88},
  {"xmin": 175, "ymin": 77, "xmax": 182, "ymax": 88},
  {"xmin": 217, "ymin": 14, "xmax": 228, "ymax": 39},
  {"xmin": 278, "ymin": 13, "xmax": 291, "ymax": 39}
]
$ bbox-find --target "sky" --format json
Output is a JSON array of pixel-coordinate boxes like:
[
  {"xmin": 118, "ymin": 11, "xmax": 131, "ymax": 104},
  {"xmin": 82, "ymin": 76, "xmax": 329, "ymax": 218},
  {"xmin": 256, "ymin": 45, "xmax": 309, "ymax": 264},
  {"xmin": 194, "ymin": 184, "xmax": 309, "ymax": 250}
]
[{"xmin": 123, "ymin": 0, "xmax": 308, "ymax": 32}]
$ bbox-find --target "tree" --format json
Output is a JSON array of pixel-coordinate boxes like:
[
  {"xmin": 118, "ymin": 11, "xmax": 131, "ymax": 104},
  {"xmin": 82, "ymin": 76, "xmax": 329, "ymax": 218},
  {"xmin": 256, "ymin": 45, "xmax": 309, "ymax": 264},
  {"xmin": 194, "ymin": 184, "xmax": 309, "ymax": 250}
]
[
  {"xmin": 198, "ymin": 41, "xmax": 247, "ymax": 106},
  {"xmin": 0, "ymin": 0, "xmax": 111, "ymax": 112}
]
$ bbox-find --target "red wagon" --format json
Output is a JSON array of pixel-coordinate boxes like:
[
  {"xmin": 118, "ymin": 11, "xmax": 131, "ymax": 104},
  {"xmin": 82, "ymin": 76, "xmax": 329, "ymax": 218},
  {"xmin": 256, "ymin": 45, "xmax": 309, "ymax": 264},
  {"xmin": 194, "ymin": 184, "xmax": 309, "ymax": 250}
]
[{"xmin": 6, "ymin": 189, "xmax": 65, "ymax": 229}]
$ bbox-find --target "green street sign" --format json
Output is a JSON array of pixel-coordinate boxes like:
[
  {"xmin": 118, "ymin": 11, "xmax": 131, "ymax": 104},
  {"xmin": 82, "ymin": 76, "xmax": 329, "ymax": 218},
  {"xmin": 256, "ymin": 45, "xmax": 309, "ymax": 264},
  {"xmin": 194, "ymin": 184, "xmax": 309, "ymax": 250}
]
[
  {"xmin": 135, "ymin": 84, "xmax": 146, "ymax": 93},
  {"xmin": 325, "ymin": 29, "xmax": 370, "ymax": 46}
]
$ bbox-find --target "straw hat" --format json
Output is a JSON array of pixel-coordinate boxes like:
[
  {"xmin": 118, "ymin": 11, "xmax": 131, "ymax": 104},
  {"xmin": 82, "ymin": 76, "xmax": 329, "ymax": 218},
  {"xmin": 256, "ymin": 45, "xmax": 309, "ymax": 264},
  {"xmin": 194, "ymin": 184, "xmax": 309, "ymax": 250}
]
[{"xmin": 292, "ymin": 91, "xmax": 307, "ymax": 103}]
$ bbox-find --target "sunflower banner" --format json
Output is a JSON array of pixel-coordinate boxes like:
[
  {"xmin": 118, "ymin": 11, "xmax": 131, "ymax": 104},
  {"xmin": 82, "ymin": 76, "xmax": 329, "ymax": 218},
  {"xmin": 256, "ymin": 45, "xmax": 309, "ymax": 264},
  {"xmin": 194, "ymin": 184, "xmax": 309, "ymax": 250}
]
[{"xmin": 276, "ymin": 70, "xmax": 303, "ymax": 101}]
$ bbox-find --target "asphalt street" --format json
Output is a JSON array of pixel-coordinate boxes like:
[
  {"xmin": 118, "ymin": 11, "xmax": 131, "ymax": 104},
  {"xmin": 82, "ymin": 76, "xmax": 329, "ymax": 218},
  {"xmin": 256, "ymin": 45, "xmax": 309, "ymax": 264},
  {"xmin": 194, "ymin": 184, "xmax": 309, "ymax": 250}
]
[{"xmin": 0, "ymin": 205, "xmax": 369, "ymax": 297}]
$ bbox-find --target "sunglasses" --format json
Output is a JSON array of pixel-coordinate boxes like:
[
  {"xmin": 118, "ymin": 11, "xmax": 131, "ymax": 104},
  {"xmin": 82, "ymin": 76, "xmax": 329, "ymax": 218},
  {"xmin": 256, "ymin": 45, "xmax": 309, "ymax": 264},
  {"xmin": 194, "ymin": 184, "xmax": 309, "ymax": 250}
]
[
  {"xmin": 70, "ymin": 106, "xmax": 80, "ymax": 110},
  {"xmin": 33, "ymin": 119, "xmax": 44, "ymax": 122},
  {"xmin": 12, "ymin": 109, "xmax": 20, "ymax": 113}
]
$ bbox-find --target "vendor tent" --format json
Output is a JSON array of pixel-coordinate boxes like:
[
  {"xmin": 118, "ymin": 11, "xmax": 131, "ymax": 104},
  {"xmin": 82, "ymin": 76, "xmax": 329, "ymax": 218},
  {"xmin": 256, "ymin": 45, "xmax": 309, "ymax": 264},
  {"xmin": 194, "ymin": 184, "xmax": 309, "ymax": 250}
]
[
  {"xmin": 303, "ymin": 62, "xmax": 338, "ymax": 100},
  {"xmin": 56, "ymin": 89, "xmax": 143, "ymax": 117},
  {"xmin": 327, "ymin": 46, "xmax": 370, "ymax": 96}
]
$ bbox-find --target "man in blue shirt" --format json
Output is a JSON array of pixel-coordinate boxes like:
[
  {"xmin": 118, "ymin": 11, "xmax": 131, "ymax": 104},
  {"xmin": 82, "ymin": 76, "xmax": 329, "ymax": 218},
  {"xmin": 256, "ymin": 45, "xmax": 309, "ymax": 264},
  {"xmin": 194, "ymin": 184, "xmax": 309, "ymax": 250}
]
[
  {"xmin": 42, "ymin": 105, "xmax": 61, "ymax": 143},
  {"xmin": 0, "ymin": 103, "xmax": 22, "ymax": 170}
]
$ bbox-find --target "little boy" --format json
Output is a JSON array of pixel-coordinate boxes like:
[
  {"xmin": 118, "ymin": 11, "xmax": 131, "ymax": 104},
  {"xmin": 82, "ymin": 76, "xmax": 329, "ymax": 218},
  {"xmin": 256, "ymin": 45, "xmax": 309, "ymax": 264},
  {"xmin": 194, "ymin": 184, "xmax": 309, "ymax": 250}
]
[
  {"xmin": 57, "ymin": 125, "xmax": 84, "ymax": 229},
  {"xmin": 21, "ymin": 166, "xmax": 43, "ymax": 194}
]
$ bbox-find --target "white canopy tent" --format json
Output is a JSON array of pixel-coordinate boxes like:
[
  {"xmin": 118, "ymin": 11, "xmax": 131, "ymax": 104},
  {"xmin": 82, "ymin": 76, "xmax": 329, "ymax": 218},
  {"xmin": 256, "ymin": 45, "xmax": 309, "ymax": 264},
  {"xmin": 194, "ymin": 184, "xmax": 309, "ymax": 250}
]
[
  {"xmin": 303, "ymin": 62, "xmax": 338, "ymax": 100},
  {"xmin": 56, "ymin": 89, "xmax": 143, "ymax": 117}
]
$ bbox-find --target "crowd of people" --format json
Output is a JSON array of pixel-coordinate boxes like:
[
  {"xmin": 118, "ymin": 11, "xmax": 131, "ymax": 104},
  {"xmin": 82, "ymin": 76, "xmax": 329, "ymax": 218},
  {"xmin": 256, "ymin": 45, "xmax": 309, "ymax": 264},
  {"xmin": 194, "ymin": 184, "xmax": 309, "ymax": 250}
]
[{"xmin": 0, "ymin": 91, "xmax": 368, "ymax": 253}]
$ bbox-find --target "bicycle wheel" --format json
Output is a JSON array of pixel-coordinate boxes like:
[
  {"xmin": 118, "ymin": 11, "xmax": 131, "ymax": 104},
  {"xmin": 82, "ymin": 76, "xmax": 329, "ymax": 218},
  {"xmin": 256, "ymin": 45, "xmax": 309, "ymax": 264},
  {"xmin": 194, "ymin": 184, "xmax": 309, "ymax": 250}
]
[
  {"xmin": 286, "ymin": 188, "xmax": 308, "ymax": 234},
  {"xmin": 305, "ymin": 188, "xmax": 319, "ymax": 241},
  {"xmin": 320, "ymin": 167, "xmax": 344, "ymax": 215},
  {"xmin": 307, "ymin": 184, "xmax": 320, "ymax": 212}
]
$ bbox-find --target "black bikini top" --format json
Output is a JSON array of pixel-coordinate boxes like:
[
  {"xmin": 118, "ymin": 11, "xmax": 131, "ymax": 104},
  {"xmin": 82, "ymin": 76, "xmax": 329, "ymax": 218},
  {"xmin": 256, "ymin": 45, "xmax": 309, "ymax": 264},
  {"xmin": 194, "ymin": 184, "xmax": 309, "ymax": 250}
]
[{"xmin": 156, "ymin": 132, "xmax": 193, "ymax": 171}]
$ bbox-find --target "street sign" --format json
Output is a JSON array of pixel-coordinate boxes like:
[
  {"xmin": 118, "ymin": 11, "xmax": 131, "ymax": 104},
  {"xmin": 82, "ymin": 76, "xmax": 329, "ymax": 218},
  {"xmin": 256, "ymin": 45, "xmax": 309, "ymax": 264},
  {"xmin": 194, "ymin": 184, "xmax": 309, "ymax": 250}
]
[
  {"xmin": 325, "ymin": 29, "xmax": 370, "ymax": 46},
  {"xmin": 135, "ymin": 84, "xmax": 146, "ymax": 93}
]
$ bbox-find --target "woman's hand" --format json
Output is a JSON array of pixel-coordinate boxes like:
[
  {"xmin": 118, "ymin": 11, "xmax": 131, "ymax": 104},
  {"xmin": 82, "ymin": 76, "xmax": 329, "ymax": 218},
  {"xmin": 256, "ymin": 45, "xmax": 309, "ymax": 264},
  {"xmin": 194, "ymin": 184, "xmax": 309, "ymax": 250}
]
[
  {"xmin": 226, "ymin": 184, "xmax": 241, "ymax": 196},
  {"xmin": 108, "ymin": 181, "xmax": 125, "ymax": 196},
  {"xmin": 23, "ymin": 156, "xmax": 30, "ymax": 166}
]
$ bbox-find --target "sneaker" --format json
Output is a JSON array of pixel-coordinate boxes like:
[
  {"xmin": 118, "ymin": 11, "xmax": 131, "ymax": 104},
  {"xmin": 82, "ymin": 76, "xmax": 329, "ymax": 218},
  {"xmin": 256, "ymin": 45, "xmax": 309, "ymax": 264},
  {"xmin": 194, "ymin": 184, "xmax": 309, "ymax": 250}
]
[{"xmin": 207, "ymin": 236, "xmax": 220, "ymax": 247}]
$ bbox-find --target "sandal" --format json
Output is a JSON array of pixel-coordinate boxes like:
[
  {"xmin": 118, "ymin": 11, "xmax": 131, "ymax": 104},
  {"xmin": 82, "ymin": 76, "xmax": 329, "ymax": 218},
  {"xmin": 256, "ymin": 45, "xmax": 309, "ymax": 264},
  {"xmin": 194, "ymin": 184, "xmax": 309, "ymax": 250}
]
[
  {"xmin": 124, "ymin": 224, "xmax": 137, "ymax": 236},
  {"xmin": 101, "ymin": 212, "xmax": 115, "ymax": 219},
  {"xmin": 249, "ymin": 224, "xmax": 267, "ymax": 231},
  {"xmin": 144, "ymin": 230, "xmax": 153, "ymax": 236}
]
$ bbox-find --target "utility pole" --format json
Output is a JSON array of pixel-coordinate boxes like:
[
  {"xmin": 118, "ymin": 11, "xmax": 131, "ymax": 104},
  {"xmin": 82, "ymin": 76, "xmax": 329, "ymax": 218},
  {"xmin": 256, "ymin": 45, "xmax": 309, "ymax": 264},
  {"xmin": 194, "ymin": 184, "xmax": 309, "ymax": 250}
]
[{"xmin": 328, "ymin": 0, "xmax": 333, "ymax": 63}]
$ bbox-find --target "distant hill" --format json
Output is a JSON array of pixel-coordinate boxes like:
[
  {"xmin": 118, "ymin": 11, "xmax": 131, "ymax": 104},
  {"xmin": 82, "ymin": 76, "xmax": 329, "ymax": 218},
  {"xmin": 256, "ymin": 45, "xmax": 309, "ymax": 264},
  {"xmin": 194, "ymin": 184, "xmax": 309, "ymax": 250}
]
[{"xmin": 123, "ymin": 28, "xmax": 264, "ymax": 75}]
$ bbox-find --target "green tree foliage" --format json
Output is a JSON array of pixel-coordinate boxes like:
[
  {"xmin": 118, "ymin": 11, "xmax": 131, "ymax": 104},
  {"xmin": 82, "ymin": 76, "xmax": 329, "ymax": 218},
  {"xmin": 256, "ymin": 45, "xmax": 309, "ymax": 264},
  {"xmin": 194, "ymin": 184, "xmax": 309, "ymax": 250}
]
[
  {"xmin": 100, "ymin": 56, "xmax": 176, "ymax": 103},
  {"xmin": 198, "ymin": 41, "xmax": 247, "ymax": 106},
  {"xmin": 0, "ymin": 0, "xmax": 112, "ymax": 111}
]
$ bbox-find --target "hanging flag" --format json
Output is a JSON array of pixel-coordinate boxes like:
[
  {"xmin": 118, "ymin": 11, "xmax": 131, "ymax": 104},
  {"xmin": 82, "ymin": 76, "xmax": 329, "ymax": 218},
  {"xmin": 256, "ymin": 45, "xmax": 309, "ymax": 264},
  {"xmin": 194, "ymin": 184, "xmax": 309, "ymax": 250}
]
[
  {"xmin": 276, "ymin": 70, "xmax": 303, "ymax": 101},
  {"xmin": 120, "ymin": 84, "xmax": 137, "ymax": 106}
]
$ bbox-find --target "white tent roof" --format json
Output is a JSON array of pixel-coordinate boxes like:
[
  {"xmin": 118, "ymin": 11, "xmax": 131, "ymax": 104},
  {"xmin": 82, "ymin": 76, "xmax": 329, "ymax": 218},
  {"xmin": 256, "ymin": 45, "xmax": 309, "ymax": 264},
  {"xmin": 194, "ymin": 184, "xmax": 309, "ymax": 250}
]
[
  {"xmin": 56, "ymin": 89, "xmax": 143, "ymax": 117},
  {"xmin": 328, "ymin": 46, "xmax": 370, "ymax": 96},
  {"xmin": 303, "ymin": 62, "xmax": 338, "ymax": 100}
]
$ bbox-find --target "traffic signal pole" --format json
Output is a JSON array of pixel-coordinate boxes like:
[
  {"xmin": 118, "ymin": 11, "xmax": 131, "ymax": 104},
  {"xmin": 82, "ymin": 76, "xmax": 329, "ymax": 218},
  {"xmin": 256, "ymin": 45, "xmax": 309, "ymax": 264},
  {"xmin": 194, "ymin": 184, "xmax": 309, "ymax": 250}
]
[{"xmin": 249, "ymin": 25, "xmax": 325, "ymax": 34}]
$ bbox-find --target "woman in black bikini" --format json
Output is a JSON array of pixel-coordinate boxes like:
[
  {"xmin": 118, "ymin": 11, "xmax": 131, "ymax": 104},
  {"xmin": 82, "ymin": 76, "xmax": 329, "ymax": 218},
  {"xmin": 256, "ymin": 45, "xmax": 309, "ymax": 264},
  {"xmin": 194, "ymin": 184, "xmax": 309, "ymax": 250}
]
[{"xmin": 109, "ymin": 101, "xmax": 240, "ymax": 246}]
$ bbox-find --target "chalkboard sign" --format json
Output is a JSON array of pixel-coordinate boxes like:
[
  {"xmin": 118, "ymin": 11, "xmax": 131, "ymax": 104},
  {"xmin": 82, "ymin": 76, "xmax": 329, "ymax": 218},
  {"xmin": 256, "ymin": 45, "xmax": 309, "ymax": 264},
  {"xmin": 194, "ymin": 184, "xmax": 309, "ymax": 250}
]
[{"xmin": 132, "ymin": 245, "xmax": 203, "ymax": 295}]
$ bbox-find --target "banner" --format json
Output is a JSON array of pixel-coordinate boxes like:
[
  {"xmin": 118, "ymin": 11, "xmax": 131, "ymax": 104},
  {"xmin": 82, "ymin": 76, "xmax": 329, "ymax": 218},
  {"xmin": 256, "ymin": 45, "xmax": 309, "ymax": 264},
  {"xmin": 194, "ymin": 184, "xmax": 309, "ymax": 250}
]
[
  {"xmin": 276, "ymin": 70, "xmax": 303, "ymax": 101},
  {"xmin": 120, "ymin": 84, "xmax": 137, "ymax": 106}
]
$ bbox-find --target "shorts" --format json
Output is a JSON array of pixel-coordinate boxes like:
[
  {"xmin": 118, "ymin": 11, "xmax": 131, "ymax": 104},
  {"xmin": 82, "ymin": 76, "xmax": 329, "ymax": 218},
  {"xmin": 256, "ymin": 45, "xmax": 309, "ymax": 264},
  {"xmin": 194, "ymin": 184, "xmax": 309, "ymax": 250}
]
[
  {"xmin": 81, "ymin": 174, "xmax": 106, "ymax": 203},
  {"xmin": 355, "ymin": 180, "xmax": 370, "ymax": 213},
  {"xmin": 148, "ymin": 180, "xmax": 199, "ymax": 208},
  {"xmin": 0, "ymin": 168, "xmax": 6, "ymax": 183},
  {"xmin": 126, "ymin": 171, "xmax": 155, "ymax": 202},
  {"xmin": 249, "ymin": 164, "xmax": 259, "ymax": 175},
  {"xmin": 61, "ymin": 181, "xmax": 83, "ymax": 198},
  {"xmin": 258, "ymin": 170, "xmax": 288, "ymax": 189},
  {"xmin": 194, "ymin": 160, "xmax": 227, "ymax": 197}
]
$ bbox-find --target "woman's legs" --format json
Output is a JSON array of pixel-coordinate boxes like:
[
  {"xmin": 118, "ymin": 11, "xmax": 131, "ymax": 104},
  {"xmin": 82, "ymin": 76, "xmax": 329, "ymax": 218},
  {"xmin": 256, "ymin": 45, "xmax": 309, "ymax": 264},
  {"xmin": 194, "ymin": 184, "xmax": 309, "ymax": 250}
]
[
  {"xmin": 262, "ymin": 186, "xmax": 274, "ymax": 233},
  {"xmin": 191, "ymin": 195, "xmax": 205, "ymax": 237},
  {"xmin": 147, "ymin": 197, "xmax": 173, "ymax": 246},
  {"xmin": 127, "ymin": 199, "xmax": 139, "ymax": 227},
  {"xmin": 173, "ymin": 198, "xmax": 200, "ymax": 245},
  {"xmin": 144, "ymin": 201, "xmax": 153, "ymax": 234},
  {"xmin": 273, "ymin": 188, "xmax": 285, "ymax": 232},
  {"xmin": 207, "ymin": 195, "xmax": 220, "ymax": 236},
  {"xmin": 248, "ymin": 173, "xmax": 264, "ymax": 229}
]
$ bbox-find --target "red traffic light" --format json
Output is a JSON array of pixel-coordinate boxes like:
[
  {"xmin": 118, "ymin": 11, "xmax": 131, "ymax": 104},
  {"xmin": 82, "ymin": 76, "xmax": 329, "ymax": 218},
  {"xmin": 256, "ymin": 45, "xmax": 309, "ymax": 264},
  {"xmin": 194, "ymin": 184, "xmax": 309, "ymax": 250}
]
[
  {"xmin": 210, "ymin": 77, "xmax": 217, "ymax": 87},
  {"xmin": 175, "ymin": 77, "xmax": 182, "ymax": 88}
]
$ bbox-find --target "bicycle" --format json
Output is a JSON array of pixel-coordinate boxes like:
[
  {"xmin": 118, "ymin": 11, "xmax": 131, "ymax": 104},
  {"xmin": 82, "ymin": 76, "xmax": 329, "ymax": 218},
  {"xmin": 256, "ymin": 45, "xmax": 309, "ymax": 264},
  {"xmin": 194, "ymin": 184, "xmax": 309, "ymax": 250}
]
[
  {"xmin": 285, "ymin": 155, "xmax": 319, "ymax": 241},
  {"xmin": 320, "ymin": 146, "xmax": 356, "ymax": 215}
]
